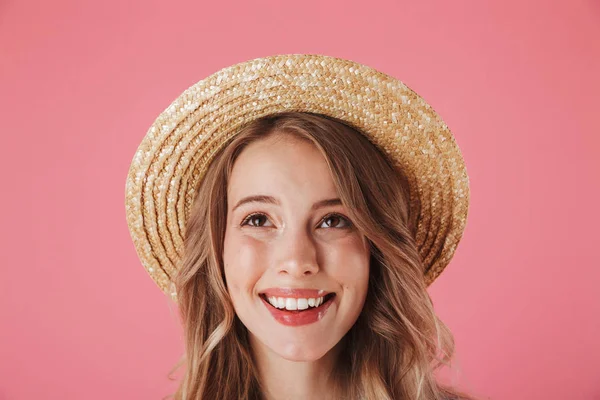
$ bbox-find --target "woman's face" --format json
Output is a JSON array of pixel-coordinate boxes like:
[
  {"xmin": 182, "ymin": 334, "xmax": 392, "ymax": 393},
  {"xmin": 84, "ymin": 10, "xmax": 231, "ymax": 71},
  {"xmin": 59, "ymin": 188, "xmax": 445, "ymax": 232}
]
[{"xmin": 223, "ymin": 132, "xmax": 371, "ymax": 362}]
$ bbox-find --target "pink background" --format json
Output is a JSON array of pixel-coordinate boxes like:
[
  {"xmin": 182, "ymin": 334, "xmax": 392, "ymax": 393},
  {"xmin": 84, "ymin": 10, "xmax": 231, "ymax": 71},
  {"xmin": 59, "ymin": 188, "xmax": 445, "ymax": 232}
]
[{"xmin": 1, "ymin": 0, "xmax": 599, "ymax": 398}]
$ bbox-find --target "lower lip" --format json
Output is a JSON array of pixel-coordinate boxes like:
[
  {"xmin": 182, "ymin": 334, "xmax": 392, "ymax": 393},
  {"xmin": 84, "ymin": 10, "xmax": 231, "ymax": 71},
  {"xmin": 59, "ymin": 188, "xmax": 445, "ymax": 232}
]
[{"xmin": 261, "ymin": 296, "xmax": 335, "ymax": 326}]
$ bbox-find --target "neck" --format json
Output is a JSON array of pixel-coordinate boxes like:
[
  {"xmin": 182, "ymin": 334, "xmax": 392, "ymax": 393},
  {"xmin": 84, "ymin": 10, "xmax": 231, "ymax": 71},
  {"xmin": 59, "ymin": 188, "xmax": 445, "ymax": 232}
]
[{"xmin": 249, "ymin": 334, "xmax": 345, "ymax": 400}]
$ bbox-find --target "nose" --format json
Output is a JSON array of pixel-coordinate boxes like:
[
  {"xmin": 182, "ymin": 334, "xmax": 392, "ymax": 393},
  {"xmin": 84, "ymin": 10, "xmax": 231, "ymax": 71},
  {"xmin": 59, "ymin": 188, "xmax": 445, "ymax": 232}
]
[{"xmin": 275, "ymin": 224, "xmax": 320, "ymax": 277}]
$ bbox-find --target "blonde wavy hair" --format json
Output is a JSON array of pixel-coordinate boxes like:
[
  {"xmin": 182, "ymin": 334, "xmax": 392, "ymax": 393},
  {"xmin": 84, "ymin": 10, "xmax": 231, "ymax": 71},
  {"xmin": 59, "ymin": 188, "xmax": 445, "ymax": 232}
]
[{"xmin": 164, "ymin": 111, "xmax": 476, "ymax": 400}]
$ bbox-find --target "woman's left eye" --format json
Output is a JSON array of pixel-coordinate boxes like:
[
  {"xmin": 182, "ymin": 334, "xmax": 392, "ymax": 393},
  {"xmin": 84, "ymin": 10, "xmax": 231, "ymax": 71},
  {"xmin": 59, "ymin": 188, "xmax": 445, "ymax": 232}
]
[{"xmin": 319, "ymin": 213, "xmax": 352, "ymax": 229}]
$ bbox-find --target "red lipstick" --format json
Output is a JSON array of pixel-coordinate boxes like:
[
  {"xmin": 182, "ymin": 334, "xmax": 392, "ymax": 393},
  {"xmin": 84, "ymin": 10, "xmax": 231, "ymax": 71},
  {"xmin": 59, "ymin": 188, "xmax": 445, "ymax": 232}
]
[
  {"xmin": 260, "ymin": 288, "xmax": 330, "ymax": 298},
  {"xmin": 259, "ymin": 290, "xmax": 336, "ymax": 327}
]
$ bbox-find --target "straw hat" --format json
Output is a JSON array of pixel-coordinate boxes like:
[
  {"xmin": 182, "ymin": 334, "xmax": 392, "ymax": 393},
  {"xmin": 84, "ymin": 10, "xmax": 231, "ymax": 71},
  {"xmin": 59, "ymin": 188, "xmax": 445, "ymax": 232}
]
[{"xmin": 125, "ymin": 53, "xmax": 470, "ymax": 301}]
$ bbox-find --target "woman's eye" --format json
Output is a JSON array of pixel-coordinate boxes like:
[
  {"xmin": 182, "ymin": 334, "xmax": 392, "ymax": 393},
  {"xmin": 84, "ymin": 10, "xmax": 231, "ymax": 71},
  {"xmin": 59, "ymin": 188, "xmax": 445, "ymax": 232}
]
[
  {"xmin": 241, "ymin": 213, "xmax": 272, "ymax": 228},
  {"xmin": 319, "ymin": 213, "xmax": 352, "ymax": 229}
]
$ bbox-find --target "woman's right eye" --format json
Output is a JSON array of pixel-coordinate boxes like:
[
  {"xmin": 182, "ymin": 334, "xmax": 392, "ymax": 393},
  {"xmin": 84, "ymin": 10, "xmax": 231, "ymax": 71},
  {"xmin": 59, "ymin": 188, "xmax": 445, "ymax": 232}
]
[{"xmin": 241, "ymin": 213, "xmax": 272, "ymax": 228}]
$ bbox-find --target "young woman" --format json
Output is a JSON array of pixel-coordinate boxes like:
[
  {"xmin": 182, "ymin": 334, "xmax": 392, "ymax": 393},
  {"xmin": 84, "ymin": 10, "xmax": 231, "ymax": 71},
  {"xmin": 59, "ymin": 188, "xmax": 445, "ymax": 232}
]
[{"xmin": 125, "ymin": 55, "xmax": 475, "ymax": 399}]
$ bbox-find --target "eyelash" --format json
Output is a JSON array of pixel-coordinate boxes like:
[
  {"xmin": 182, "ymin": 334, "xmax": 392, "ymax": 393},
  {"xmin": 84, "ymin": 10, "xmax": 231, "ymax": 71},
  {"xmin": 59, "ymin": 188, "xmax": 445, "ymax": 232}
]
[{"xmin": 240, "ymin": 212, "xmax": 352, "ymax": 230}]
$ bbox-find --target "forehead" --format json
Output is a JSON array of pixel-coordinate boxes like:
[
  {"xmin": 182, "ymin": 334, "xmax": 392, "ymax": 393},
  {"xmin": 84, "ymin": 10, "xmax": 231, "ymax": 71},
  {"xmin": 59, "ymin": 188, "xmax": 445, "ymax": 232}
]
[{"xmin": 227, "ymin": 133, "xmax": 339, "ymax": 202}]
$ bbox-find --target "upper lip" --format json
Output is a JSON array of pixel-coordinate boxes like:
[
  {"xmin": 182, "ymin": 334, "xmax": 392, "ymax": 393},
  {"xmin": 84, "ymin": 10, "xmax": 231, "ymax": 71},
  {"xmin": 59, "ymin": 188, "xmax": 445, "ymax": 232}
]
[{"xmin": 259, "ymin": 288, "xmax": 332, "ymax": 298}]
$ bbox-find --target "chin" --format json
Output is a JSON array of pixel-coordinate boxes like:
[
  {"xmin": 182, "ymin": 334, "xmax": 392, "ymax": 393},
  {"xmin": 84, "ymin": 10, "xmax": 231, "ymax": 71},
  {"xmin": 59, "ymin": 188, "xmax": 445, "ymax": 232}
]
[{"xmin": 271, "ymin": 340, "xmax": 334, "ymax": 362}]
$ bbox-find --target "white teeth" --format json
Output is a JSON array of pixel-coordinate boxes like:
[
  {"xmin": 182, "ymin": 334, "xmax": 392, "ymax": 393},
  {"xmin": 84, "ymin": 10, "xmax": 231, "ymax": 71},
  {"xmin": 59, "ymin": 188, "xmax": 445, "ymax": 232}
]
[
  {"xmin": 264, "ymin": 295, "xmax": 328, "ymax": 310},
  {"xmin": 297, "ymin": 298, "xmax": 308, "ymax": 310},
  {"xmin": 285, "ymin": 298, "xmax": 297, "ymax": 310},
  {"xmin": 268, "ymin": 296, "xmax": 277, "ymax": 307}
]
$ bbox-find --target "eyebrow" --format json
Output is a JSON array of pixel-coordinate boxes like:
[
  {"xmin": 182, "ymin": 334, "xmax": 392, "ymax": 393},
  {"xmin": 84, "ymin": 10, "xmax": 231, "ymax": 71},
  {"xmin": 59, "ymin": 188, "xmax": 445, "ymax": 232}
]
[{"xmin": 232, "ymin": 195, "xmax": 342, "ymax": 212}]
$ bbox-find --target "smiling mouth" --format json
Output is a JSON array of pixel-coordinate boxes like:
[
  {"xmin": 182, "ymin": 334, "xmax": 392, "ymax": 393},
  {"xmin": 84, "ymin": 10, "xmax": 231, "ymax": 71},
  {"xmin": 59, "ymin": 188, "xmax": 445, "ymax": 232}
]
[{"xmin": 260, "ymin": 293, "xmax": 336, "ymax": 312}]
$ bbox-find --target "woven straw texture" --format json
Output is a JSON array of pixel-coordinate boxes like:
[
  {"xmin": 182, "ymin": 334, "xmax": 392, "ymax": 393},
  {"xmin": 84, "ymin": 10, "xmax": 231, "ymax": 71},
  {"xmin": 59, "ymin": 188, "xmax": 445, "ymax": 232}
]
[{"xmin": 125, "ymin": 53, "xmax": 470, "ymax": 301}]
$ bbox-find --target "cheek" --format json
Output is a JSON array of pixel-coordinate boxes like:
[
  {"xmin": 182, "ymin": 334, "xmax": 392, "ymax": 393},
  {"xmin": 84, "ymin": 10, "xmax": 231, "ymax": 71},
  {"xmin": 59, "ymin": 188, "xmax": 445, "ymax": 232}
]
[
  {"xmin": 326, "ymin": 237, "xmax": 370, "ymax": 290},
  {"xmin": 223, "ymin": 233, "xmax": 269, "ymax": 294}
]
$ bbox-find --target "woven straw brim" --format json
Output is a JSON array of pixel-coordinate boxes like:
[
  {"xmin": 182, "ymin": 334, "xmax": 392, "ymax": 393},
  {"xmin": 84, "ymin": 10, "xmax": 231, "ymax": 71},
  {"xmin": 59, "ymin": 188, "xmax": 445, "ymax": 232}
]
[{"xmin": 125, "ymin": 54, "xmax": 470, "ymax": 301}]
